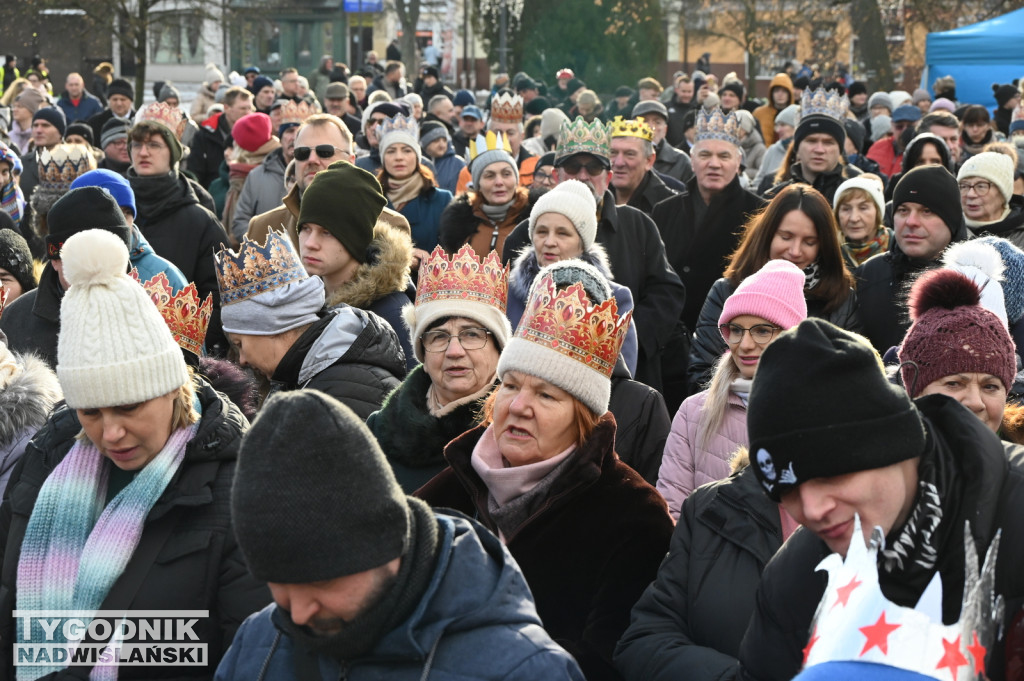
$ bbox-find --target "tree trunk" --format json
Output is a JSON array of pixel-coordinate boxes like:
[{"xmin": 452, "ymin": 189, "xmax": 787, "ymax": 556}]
[
  {"xmin": 851, "ymin": 0, "xmax": 894, "ymax": 90},
  {"xmin": 133, "ymin": 4, "xmax": 148, "ymax": 109},
  {"xmin": 394, "ymin": 0, "xmax": 420, "ymax": 86}
]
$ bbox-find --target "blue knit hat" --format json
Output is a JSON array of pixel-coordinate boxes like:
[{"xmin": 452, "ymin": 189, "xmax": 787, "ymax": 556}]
[
  {"xmin": 973, "ymin": 235, "xmax": 1024, "ymax": 323},
  {"xmin": 453, "ymin": 89, "xmax": 475, "ymax": 107},
  {"xmin": 250, "ymin": 75, "xmax": 274, "ymax": 96},
  {"xmin": 71, "ymin": 169, "xmax": 137, "ymax": 218}
]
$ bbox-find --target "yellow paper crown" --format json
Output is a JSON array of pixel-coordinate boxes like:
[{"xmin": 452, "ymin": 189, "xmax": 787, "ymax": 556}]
[
  {"xmin": 468, "ymin": 130, "xmax": 513, "ymax": 162},
  {"xmin": 608, "ymin": 116, "xmax": 654, "ymax": 142},
  {"xmin": 213, "ymin": 229, "xmax": 309, "ymax": 306},
  {"xmin": 131, "ymin": 270, "xmax": 213, "ymax": 358},
  {"xmin": 415, "ymin": 245, "xmax": 509, "ymax": 313}
]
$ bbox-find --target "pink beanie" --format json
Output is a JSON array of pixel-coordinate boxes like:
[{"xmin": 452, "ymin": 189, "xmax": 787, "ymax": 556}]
[{"xmin": 719, "ymin": 259, "xmax": 808, "ymax": 329}]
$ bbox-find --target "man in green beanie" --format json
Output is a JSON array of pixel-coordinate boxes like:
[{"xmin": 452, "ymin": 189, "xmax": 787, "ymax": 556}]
[{"xmin": 219, "ymin": 389, "xmax": 585, "ymax": 680}]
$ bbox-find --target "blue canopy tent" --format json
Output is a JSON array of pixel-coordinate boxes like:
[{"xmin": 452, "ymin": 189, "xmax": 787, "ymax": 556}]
[{"xmin": 923, "ymin": 8, "xmax": 1024, "ymax": 107}]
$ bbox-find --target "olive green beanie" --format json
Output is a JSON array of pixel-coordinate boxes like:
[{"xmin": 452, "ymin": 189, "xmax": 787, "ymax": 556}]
[{"xmin": 298, "ymin": 160, "xmax": 386, "ymax": 264}]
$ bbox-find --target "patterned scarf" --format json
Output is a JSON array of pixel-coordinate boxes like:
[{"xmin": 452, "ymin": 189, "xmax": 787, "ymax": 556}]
[
  {"xmin": 1, "ymin": 180, "xmax": 22, "ymax": 223},
  {"xmin": 843, "ymin": 227, "xmax": 892, "ymax": 267},
  {"xmin": 803, "ymin": 260, "xmax": 822, "ymax": 291},
  {"xmin": 16, "ymin": 421, "xmax": 199, "ymax": 680}
]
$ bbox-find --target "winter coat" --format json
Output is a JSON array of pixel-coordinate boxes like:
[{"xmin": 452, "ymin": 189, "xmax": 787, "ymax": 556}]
[
  {"xmin": 753, "ymin": 138, "xmax": 791, "ymax": 195},
  {"xmin": 751, "ymin": 74, "xmax": 794, "ymax": 147},
  {"xmin": 626, "ymin": 170, "xmax": 678, "ymax": 216},
  {"xmin": 0, "ymin": 353, "xmax": 61, "ymax": 496},
  {"xmin": 615, "ymin": 464, "xmax": 784, "ymax": 681},
  {"xmin": 191, "ymin": 83, "xmax": 218, "ymax": 120},
  {"xmin": 269, "ymin": 306, "xmax": 406, "ymax": 419},
  {"xmin": 651, "ymin": 176, "xmax": 766, "ymax": 334},
  {"xmin": 129, "ymin": 168, "xmax": 231, "ymax": 353},
  {"xmin": 666, "ymin": 96, "xmax": 696, "ymax": 149},
  {"xmin": 608, "ymin": 356, "xmax": 672, "ymax": 486},
  {"xmin": 87, "ymin": 108, "xmax": 134, "ymax": 145},
  {"xmin": 765, "ymin": 161, "xmax": 863, "ymax": 205},
  {"xmin": 367, "ymin": 365, "xmax": 493, "ymax": 493},
  {"xmin": 189, "ymin": 111, "xmax": 233, "ymax": 189},
  {"xmin": 388, "ymin": 182, "xmax": 452, "ymax": 255},
  {"xmin": 866, "ymin": 135, "xmax": 904, "ymax": 177},
  {"xmin": 501, "ymin": 191, "xmax": 686, "ymax": 391},
  {"xmin": 214, "ymin": 510, "xmax": 586, "ymax": 681},
  {"xmin": 657, "ymin": 389, "xmax": 747, "ymax": 519},
  {"xmin": 56, "ymin": 89, "xmax": 104, "ymax": 123},
  {"xmin": 688, "ymin": 277, "xmax": 862, "ymax": 393},
  {"xmin": 325, "ymin": 220, "xmax": 416, "ymax": 372},
  {"xmin": 223, "ymin": 138, "xmax": 282, "ymax": 241},
  {"xmin": 740, "ymin": 130, "xmax": 767, "ymax": 180},
  {"xmin": 367, "ymin": 75, "xmax": 407, "ymax": 101},
  {"xmin": 854, "ymin": 215, "xmax": 970, "ymax": 354},
  {"xmin": 654, "ymin": 142, "xmax": 694, "ymax": 184},
  {"xmin": 736, "ymin": 394, "xmax": 1024, "ymax": 681},
  {"xmin": 430, "ymin": 142, "xmax": 467, "ymax": 195},
  {"xmin": 0, "ymin": 380, "xmax": 272, "ymax": 678},
  {"xmin": 967, "ymin": 195, "xmax": 1024, "ymax": 250},
  {"xmin": 230, "ymin": 147, "xmax": 286, "ymax": 242},
  {"xmin": 416, "ymin": 415, "xmax": 674, "ymax": 681},
  {"xmin": 438, "ymin": 187, "xmax": 537, "ymax": 261},
  {"xmin": 508, "ymin": 245, "xmax": 639, "ymax": 376}
]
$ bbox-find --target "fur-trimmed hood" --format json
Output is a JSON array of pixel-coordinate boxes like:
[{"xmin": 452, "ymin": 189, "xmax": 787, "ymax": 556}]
[
  {"xmin": 325, "ymin": 219, "xmax": 413, "ymax": 310},
  {"xmin": 508, "ymin": 239, "xmax": 615, "ymax": 302},
  {"xmin": 0, "ymin": 352, "xmax": 61, "ymax": 448}
]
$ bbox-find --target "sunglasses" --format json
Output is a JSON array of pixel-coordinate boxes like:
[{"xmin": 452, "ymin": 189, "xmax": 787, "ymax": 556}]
[
  {"xmin": 294, "ymin": 145, "xmax": 347, "ymax": 161},
  {"xmin": 560, "ymin": 158, "xmax": 607, "ymax": 176}
]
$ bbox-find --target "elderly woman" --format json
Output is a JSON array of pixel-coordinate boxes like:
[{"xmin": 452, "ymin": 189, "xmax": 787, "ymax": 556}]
[
  {"xmin": 958, "ymin": 151, "xmax": 1024, "ymax": 248},
  {"xmin": 508, "ymin": 179, "xmax": 638, "ymax": 375},
  {"xmin": 417, "ymin": 269, "xmax": 673, "ymax": 681},
  {"xmin": 438, "ymin": 134, "xmax": 537, "ymax": 260},
  {"xmin": 367, "ymin": 245, "xmax": 511, "ymax": 492},
  {"xmin": 0, "ymin": 229, "xmax": 270, "ymax": 677},
  {"xmin": 832, "ymin": 174, "xmax": 892, "ymax": 267}
]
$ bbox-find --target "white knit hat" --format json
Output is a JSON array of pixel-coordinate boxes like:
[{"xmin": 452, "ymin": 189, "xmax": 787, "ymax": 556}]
[
  {"xmin": 958, "ymin": 151, "xmax": 1015, "ymax": 205},
  {"xmin": 57, "ymin": 229, "xmax": 189, "ymax": 409},
  {"xmin": 833, "ymin": 175, "xmax": 886, "ymax": 217},
  {"xmin": 528, "ymin": 180, "xmax": 599, "ymax": 250}
]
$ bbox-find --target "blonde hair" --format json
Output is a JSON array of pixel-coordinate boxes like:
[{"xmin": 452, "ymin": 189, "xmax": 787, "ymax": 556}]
[
  {"xmin": 696, "ymin": 350, "xmax": 743, "ymax": 452},
  {"xmin": 76, "ymin": 375, "xmax": 199, "ymax": 442}
]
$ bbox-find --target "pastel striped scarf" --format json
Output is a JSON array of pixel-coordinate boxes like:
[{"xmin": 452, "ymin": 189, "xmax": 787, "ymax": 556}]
[{"xmin": 15, "ymin": 421, "xmax": 199, "ymax": 680}]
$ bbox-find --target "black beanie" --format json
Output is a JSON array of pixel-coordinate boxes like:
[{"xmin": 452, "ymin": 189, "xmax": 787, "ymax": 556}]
[
  {"xmin": 107, "ymin": 78, "xmax": 135, "ymax": 101},
  {"xmin": 33, "ymin": 108, "xmax": 66, "ymax": 138},
  {"xmin": 843, "ymin": 118, "xmax": 866, "ymax": 153},
  {"xmin": 793, "ymin": 114, "xmax": 846, "ymax": 152},
  {"xmin": 65, "ymin": 122, "xmax": 94, "ymax": 147},
  {"xmin": 993, "ymin": 83, "xmax": 1018, "ymax": 108},
  {"xmin": 45, "ymin": 187, "xmax": 131, "ymax": 259},
  {"xmin": 847, "ymin": 81, "xmax": 868, "ymax": 98},
  {"xmin": 298, "ymin": 161, "xmax": 386, "ymax": 264},
  {"xmin": 720, "ymin": 80, "xmax": 744, "ymax": 100},
  {"xmin": 892, "ymin": 164, "xmax": 962, "ymax": 237},
  {"xmin": 233, "ymin": 390, "xmax": 411, "ymax": 583},
  {"xmin": 748, "ymin": 318, "xmax": 927, "ymax": 501},
  {"xmin": 0, "ymin": 227, "xmax": 36, "ymax": 294}
]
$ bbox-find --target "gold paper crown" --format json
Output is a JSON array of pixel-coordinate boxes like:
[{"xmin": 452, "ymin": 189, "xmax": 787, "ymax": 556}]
[
  {"xmin": 694, "ymin": 107, "xmax": 741, "ymax": 146},
  {"xmin": 131, "ymin": 270, "xmax": 213, "ymax": 358},
  {"xmin": 279, "ymin": 100, "xmax": 314, "ymax": 127},
  {"xmin": 516, "ymin": 273, "xmax": 632, "ymax": 379},
  {"xmin": 555, "ymin": 116, "xmax": 610, "ymax": 162},
  {"xmin": 489, "ymin": 92, "xmax": 524, "ymax": 125},
  {"xmin": 608, "ymin": 116, "xmax": 654, "ymax": 142},
  {"xmin": 214, "ymin": 229, "xmax": 309, "ymax": 307},
  {"xmin": 801, "ymin": 86, "xmax": 849, "ymax": 121},
  {"xmin": 37, "ymin": 144, "xmax": 97, "ymax": 192},
  {"xmin": 415, "ymin": 245, "xmax": 509, "ymax": 313},
  {"xmin": 468, "ymin": 130, "xmax": 513, "ymax": 162},
  {"xmin": 137, "ymin": 101, "xmax": 188, "ymax": 140}
]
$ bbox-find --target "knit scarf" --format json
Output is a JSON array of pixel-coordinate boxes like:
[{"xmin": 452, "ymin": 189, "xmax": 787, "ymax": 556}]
[
  {"xmin": 965, "ymin": 206, "xmax": 1013, "ymax": 230},
  {"xmin": 803, "ymin": 260, "xmax": 822, "ymax": 291},
  {"xmin": 385, "ymin": 172, "xmax": 424, "ymax": 211},
  {"xmin": 843, "ymin": 227, "xmax": 892, "ymax": 267},
  {"xmin": 1, "ymin": 180, "xmax": 23, "ymax": 223},
  {"xmin": 481, "ymin": 199, "xmax": 514, "ymax": 223},
  {"xmin": 16, "ymin": 421, "xmax": 199, "ymax": 680}
]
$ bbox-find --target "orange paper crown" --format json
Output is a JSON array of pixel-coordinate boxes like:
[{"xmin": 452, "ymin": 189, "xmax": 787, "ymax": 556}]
[
  {"xmin": 416, "ymin": 245, "xmax": 509, "ymax": 313},
  {"xmin": 131, "ymin": 270, "xmax": 213, "ymax": 357},
  {"xmin": 489, "ymin": 92, "xmax": 524, "ymax": 126},
  {"xmin": 608, "ymin": 116, "xmax": 654, "ymax": 142},
  {"xmin": 136, "ymin": 101, "xmax": 188, "ymax": 140},
  {"xmin": 0, "ymin": 286, "xmax": 7, "ymax": 318},
  {"xmin": 516, "ymin": 273, "xmax": 631, "ymax": 379}
]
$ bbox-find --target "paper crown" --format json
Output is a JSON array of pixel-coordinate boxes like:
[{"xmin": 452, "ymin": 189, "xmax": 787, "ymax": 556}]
[
  {"xmin": 555, "ymin": 116, "xmax": 610, "ymax": 162},
  {"xmin": 130, "ymin": 270, "xmax": 213, "ymax": 358},
  {"xmin": 136, "ymin": 101, "xmax": 187, "ymax": 140},
  {"xmin": 37, "ymin": 144, "xmax": 96, "ymax": 193},
  {"xmin": 609, "ymin": 116, "xmax": 654, "ymax": 142},
  {"xmin": 801, "ymin": 516, "xmax": 1003, "ymax": 681},
  {"xmin": 377, "ymin": 113, "xmax": 419, "ymax": 142},
  {"xmin": 489, "ymin": 92, "xmax": 524, "ymax": 125},
  {"xmin": 415, "ymin": 245, "xmax": 509, "ymax": 313},
  {"xmin": 214, "ymin": 229, "xmax": 309, "ymax": 307},
  {"xmin": 468, "ymin": 130, "xmax": 513, "ymax": 162},
  {"xmin": 279, "ymin": 100, "xmax": 314, "ymax": 127},
  {"xmin": 801, "ymin": 87, "xmax": 850, "ymax": 121},
  {"xmin": 695, "ymin": 107, "xmax": 741, "ymax": 146},
  {"xmin": 516, "ymin": 273, "xmax": 631, "ymax": 379}
]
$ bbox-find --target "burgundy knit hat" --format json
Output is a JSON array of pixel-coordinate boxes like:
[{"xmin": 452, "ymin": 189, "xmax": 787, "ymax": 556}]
[
  {"xmin": 898, "ymin": 269, "xmax": 1015, "ymax": 397},
  {"xmin": 232, "ymin": 112, "xmax": 273, "ymax": 153}
]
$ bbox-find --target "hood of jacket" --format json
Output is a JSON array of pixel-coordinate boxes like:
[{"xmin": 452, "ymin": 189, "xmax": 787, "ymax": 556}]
[
  {"xmin": 767, "ymin": 73, "xmax": 794, "ymax": 105},
  {"xmin": 0, "ymin": 353, "xmax": 61, "ymax": 448},
  {"xmin": 260, "ymin": 147, "xmax": 287, "ymax": 175},
  {"xmin": 509, "ymin": 240, "xmax": 615, "ymax": 302},
  {"xmin": 325, "ymin": 220, "xmax": 412, "ymax": 310}
]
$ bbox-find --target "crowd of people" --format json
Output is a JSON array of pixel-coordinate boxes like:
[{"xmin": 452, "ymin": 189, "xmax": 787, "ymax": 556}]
[{"xmin": 0, "ymin": 49, "xmax": 1023, "ymax": 681}]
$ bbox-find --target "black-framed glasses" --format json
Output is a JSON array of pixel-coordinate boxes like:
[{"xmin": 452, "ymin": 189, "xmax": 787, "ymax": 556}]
[
  {"xmin": 958, "ymin": 181, "xmax": 992, "ymax": 196},
  {"xmin": 719, "ymin": 323, "xmax": 782, "ymax": 346},
  {"xmin": 560, "ymin": 158, "xmax": 607, "ymax": 176},
  {"xmin": 421, "ymin": 328, "xmax": 493, "ymax": 352},
  {"xmin": 294, "ymin": 145, "xmax": 347, "ymax": 161}
]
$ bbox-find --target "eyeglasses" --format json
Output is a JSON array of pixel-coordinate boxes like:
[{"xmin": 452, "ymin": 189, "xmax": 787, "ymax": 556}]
[
  {"xmin": 294, "ymin": 145, "xmax": 348, "ymax": 161},
  {"xmin": 421, "ymin": 328, "xmax": 492, "ymax": 352},
  {"xmin": 130, "ymin": 140, "xmax": 166, "ymax": 152},
  {"xmin": 719, "ymin": 323, "xmax": 782, "ymax": 346},
  {"xmin": 560, "ymin": 158, "xmax": 607, "ymax": 176},
  {"xmin": 958, "ymin": 181, "xmax": 992, "ymax": 196},
  {"xmin": 533, "ymin": 169, "xmax": 555, "ymax": 184}
]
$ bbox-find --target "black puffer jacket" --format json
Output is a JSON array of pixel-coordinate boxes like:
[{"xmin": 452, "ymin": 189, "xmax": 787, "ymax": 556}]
[
  {"xmin": 615, "ymin": 464, "xmax": 783, "ymax": 681},
  {"xmin": 688, "ymin": 277, "xmax": 862, "ymax": 393},
  {"xmin": 737, "ymin": 395, "xmax": 1024, "ymax": 681},
  {"xmin": 0, "ymin": 380, "xmax": 271, "ymax": 679},
  {"xmin": 269, "ymin": 306, "xmax": 406, "ymax": 419},
  {"xmin": 0, "ymin": 268, "xmax": 62, "ymax": 367},
  {"xmin": 765, "ymin": 161, "xmax": 863, "ymax": 205},
  {"xmin": 609, "ymin": 356, "xmax": 671, "ymax": 486}
]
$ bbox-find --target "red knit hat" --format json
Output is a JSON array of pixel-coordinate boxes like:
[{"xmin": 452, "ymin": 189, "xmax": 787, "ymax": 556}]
[
  {"xmin": 232, "ymin": 112, "xmax": 273, "ymax": 153},
  {"xmin": 898, "ymin": 269, "xmax": 1015, "ymax": 397}
]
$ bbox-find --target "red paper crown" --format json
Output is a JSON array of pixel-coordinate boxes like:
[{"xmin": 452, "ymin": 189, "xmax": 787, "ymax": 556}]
[
  {"xmin": 0, "ymin": 286, "xmax": 7, "ymax": 318},
  {"xmin": 415, "ymin": 245, "xmax": 509, "ymax": 313},
  {"xmin": 131, "ymin": 270, "xmax": 213, "ymax": 357},
  {"xmin": 516, "ymin": 273, "xmax": 631, "ymax": 379}
]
